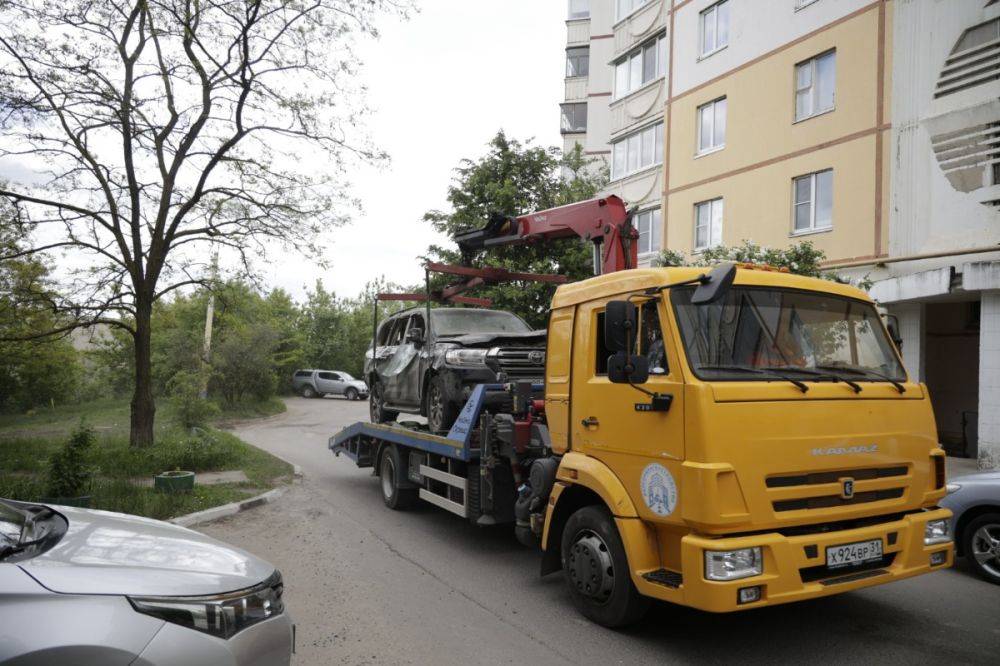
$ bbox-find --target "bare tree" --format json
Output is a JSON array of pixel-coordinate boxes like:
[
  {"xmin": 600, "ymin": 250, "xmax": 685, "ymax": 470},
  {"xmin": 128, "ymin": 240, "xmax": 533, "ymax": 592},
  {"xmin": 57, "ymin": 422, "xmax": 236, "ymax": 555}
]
[{"xmin": 0, "ymin": 0, "xmax": 405, "ymax": 446}]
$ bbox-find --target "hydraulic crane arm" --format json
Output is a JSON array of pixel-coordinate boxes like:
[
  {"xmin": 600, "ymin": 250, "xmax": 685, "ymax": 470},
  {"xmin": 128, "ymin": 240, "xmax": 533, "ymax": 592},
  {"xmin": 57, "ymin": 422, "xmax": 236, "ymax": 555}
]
[{"xmin": 453, "ymin": 195, "xmax": 638, "ymax": 275}]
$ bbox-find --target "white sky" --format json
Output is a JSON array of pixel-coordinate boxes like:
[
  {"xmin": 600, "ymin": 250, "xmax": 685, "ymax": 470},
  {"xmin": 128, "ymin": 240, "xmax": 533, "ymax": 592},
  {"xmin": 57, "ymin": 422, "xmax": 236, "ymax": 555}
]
[
  {"xmin": 265, "ymin": 0, "xmax": 568, "ymax": 299},
  {"xmin": 0, "ymin": 1, "xmax": 568, "ymax": 302}
]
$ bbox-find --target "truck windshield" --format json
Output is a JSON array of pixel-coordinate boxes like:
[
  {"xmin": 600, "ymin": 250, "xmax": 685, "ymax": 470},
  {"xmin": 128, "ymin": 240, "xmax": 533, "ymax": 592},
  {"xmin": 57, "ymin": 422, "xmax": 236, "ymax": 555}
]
[
  {"xmin": 671, "ymin": 287, "xmax": 906, "ymax": 383},
  {"xmin": 431, "ymin": 310, "xmax": 531, "ymax": 336}
]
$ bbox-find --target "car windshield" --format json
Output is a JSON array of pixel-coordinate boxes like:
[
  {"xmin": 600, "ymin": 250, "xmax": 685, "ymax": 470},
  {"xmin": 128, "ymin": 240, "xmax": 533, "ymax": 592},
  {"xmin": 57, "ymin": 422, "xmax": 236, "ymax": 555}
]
[
  {"xmin": 671, "ymin": 286, "xmax": 906, "ymax": 382},
  {"xmin": 431, "ymin": 309, "xmax": 531, "ymax": 336}
]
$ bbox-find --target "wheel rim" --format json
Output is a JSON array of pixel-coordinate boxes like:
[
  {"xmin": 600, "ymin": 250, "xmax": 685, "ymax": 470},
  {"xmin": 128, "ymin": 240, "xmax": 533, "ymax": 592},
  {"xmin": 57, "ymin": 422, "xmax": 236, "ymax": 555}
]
[
  {"xmin": 428, "ymin": 385, "xmax": 444, "ymax": 431},
  {"xmin": 370, "ymin": 385, "xmax": 382, "ymax": 421},
  {"xmin": 971, "ymin": 523, "xmax": 1000, "ymax": 577},
  {"xmin": 381, "ymin": 454, "xmax": 395, "ymax": 501},
  {"xmin": 567, "ymin": 529, "xmax": 615, "ymax": 604},
  {"xmin": 347, "ymin": 389, "xmax": 357, "ymax": 400}
]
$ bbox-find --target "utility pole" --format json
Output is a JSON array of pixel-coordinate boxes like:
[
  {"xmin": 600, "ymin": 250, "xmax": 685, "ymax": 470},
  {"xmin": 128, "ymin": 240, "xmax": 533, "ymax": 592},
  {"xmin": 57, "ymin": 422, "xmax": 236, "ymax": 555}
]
[{"xmin": 200, "ymin": 250, "xmax": 219, "ymax": 399}]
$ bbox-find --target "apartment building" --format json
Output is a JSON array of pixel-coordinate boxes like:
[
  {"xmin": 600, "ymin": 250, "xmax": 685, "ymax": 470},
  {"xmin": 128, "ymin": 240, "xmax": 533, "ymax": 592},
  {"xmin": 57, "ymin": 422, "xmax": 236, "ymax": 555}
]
[
  {"xmin": 561, "ymin": 0, "xmax": 999, "ymax": 467},
  {"xmin": 562, "ymin": 0, "xmax": 669, "ymax": 265}
]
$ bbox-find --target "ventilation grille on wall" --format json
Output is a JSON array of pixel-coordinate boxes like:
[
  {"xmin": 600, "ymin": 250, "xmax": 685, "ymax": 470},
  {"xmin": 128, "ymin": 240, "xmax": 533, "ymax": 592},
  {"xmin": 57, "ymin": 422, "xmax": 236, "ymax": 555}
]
[
  {"xmin": 935, "ymin": 18, "xmax": 1000, "ymax": 99},
  {"xmin": 931, "ymin": 122, "xmax": 1000, "ymax": 193}
]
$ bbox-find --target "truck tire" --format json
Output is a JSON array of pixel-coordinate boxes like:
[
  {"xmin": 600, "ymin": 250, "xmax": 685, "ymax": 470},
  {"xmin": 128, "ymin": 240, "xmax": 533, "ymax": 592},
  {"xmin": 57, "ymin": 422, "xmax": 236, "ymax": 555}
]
[
  {"xmin": 963, "ymin": 512, "xmax": 1000, "ymax": 585},
  {"xmin": 345, "ymin": 387, "xmax": 359, "ymax": 401},
  {"xmin": 561, "ymin": 505, "xmax": 649, "ymax": 628},
  {"xmin": 426, "ymin": 375, "xmax": 459, "ymax": 434},
  {"xmin": 369, "ymin": 381, "xmax": 398, "ymax": 424},
  {"xmin": 380, "ymin": 445, "xmax": 417, "ymax": 510},
  {"xmin": 301, "ymin": 385, "xmax": 317, "ymax": 399}
]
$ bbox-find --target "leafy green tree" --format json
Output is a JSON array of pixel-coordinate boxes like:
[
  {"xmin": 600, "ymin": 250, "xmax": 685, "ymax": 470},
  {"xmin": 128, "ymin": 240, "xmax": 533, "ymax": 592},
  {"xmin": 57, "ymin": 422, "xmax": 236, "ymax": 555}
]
[
  {"xmin": 654, "ymin": 240, "xmax": 837, "ymax": 279},
  {"xmin": 423, "ymin": 132, "xmax": 608, "ymax": 328}
]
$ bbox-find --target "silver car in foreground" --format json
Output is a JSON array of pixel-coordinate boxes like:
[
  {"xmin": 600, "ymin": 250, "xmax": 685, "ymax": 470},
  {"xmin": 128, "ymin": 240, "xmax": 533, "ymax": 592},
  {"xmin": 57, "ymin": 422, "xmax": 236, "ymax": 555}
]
[
  {"xmin": 942, "ymin": 471, "xmax": 1000, "ymax": 585},
  {"xmin": 0, "ymin": 499, "xmax": 293, "ymax": 665}
]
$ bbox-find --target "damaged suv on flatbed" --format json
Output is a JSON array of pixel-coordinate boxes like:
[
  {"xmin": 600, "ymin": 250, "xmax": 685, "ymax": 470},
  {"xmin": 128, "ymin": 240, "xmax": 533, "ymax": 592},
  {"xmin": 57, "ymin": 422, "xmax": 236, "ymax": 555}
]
[{"xmin": 365, "ymin": 307, "xmax": 545, "ymax": 432}]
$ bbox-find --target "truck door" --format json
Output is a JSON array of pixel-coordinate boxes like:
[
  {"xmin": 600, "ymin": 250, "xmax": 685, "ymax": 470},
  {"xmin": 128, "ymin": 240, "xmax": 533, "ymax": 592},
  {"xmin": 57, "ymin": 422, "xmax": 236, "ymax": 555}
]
[{"xmin": 570, "ymin": 296, "xmax": 686, "ymax": 523}]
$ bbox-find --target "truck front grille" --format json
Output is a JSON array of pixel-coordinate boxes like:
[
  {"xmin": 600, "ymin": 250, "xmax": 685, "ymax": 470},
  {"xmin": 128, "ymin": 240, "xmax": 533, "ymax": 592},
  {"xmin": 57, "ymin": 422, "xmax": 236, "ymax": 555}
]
[
  {"xmin": 766, "ymin": 465, "xmax": 908, "ymax": 488},
  {"xmin": 486, "ymin": 347, "xmax": 545, "ymax": 380},
  {"xmin": 773, "ymin": 488, "xmax": 905, "ymax": 512},
  {"xmin": 767, "ymin": 465, "xmax": 909, "ymax": 513}
]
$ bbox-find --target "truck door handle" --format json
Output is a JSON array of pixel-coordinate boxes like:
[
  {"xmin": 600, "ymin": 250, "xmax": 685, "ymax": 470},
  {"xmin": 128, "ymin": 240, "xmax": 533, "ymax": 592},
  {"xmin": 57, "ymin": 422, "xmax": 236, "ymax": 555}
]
[{"xmin": 581, "ymin": 417, "xmax": 599, "ymax": 428}]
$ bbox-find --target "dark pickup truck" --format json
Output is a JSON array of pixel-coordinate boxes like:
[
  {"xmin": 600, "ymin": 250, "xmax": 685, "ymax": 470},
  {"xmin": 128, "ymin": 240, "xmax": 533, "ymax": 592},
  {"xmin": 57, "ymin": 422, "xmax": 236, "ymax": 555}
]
[{"xmin": 365, "ymin": 307, "xmax": 545, "ymax": 432}]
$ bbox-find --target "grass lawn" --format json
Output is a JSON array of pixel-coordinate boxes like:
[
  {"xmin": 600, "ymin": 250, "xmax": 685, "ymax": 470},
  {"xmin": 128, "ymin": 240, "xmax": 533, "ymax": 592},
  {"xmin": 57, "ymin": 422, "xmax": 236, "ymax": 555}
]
[{"xmin": 0, "ymin": 397, "xmax": 291, "ymax": 521}]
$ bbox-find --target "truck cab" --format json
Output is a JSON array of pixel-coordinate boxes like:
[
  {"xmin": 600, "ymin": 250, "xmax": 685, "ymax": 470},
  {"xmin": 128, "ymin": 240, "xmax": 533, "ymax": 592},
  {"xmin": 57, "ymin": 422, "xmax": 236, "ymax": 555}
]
[{"xmin": 541, "ymin": 266, "xmax": 952, "ymax": 623}]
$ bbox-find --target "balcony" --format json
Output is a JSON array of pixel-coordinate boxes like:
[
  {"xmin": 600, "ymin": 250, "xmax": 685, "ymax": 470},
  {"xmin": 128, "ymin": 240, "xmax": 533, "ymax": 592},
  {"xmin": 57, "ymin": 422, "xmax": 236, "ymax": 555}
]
[
  {"xmin": 567, "ymin": 19, "xmax": 590, "ymax": 46},
  {"xmin": 609, "ymin": 79, "xmax": 667, "ymax": 136},
  {"xmin": 613, "ymin": 0, "xmax": 667, "ymax": 56},
  {"xmin": 564, "ymin": 77, "xmax": 588, "ymax": 102}
]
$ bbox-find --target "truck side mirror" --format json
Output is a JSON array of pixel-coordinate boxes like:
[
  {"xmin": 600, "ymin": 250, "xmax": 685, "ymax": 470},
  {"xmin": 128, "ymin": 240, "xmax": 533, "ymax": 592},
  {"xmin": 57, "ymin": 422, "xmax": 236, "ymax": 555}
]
[
  {"xmin": 604, "ymin": 301, "xmax": 637, "ymax": 353},
  {"xmin": 406, "ymin": 327, "xmax": 424, "ymax": 344},
  {"xmin": 691, "ymin": 263, "xmax": 737, "ymax": 305},
  {"xmin": 608, "ymin": 351, "xmax": 649, "ymax": 384}
]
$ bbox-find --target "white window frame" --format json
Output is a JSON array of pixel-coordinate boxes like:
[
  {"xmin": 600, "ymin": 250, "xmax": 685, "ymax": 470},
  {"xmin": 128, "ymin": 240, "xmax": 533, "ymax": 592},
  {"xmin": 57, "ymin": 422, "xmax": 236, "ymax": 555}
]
[
  {"xmin": 634, "ymin": 208, "xmax": 663, "ymax": 256},
  {"xmin": 699, "ymin": 0, "xmax": 731, "ymax": 60},
  {"xmin": 613, "ymin": 33, "xmax": 667, "ymax": 99},
  {"xmin": 568, "ymin": 0, "xmax": 590, "ymax": 20},
  {"xmin": 794, "ymin": 50, "xmax": 836, "ymax": 122},
  {"xmin": 792, "ymin": 169, "xmax": 833, "ymax": 234},
  {"xmin": 696, "ymin": 96, "xmax": 727, "ymax": 155},
  {"xmin": 694, "ymin": 198, "xmax": 724, "ymax": 252},
  {"xmin": 611, "ymin": 122, "xmax": 664, "ymax": 181},
  {"xmin": 566, "ymin": 46, "xmax": 589, "ymax": 78},
  {"xmin": 560, "ymin": 103, "xmax": 588, "ymax": 134},
  {"xmin": 615, "ymin": 0, "xmax": 654, "ymax": 23}
]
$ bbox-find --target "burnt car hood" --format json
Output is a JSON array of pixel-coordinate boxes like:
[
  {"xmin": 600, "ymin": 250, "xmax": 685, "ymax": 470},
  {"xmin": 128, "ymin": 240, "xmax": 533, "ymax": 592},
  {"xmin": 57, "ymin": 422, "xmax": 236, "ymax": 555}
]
[{"xmin": 437, "ymin": 330, "xmax": 546, "ymax": 347}]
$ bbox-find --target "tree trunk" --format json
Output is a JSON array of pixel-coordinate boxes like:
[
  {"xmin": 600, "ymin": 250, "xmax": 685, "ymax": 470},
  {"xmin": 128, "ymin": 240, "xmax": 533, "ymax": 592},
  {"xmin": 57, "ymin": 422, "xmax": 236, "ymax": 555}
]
[{"xmin": 130, "ymin": 300, "xmax": 156, "ymax": 448}]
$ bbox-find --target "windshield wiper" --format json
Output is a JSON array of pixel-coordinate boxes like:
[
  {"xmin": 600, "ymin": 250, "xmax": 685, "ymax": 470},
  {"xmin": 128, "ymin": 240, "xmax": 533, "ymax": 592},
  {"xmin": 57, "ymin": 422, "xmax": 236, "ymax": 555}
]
[
  {"xmin": 698, "ymin": 365, "xmax": 809, "ymax": 393},
  {"xmin": 815, "ymin": 365, "xmax": 906, "ymax": 393},
  {"xmin": 770, "ymin": 366, "xmax": 863, "ymax": 393}
]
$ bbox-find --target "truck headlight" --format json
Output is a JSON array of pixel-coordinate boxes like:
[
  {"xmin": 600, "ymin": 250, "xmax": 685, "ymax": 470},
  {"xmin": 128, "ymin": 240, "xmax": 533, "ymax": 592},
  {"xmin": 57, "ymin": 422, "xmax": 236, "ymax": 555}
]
[
  {"xmin": 445, "ymin": 349, "xmax": 488, "ymax": 367},
  {"xmin": 704, "ymin": 547, "xmax": 763, "ymax": 581},
  {"xmin": 924, "ymin": 519, "xmax": 951, "ymax": 545},
  {"xmin": 129, "ymin": 570, "xmax": 284, "ymax": 639}
]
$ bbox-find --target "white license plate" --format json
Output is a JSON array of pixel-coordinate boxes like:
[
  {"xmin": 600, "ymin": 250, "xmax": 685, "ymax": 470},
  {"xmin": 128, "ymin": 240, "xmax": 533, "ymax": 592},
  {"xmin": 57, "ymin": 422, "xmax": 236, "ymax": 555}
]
[{"xmin": 826, "ymin": 539, "xmax": 883, "ymax": 569}]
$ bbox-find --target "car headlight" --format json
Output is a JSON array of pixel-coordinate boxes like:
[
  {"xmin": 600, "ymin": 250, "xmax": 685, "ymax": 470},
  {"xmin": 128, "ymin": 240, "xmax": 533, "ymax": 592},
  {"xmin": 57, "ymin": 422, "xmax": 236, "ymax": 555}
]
[
  {"xmin": 129, "ymin": 570, "xmax": 284, "ymax": 640},
  {"xmin": 946, "ymin": 483, "xmax": 961, "ymax": 495},
  {"xmin": 445, "ymin": 349, "xmax": 488, "ymax": 367},
  {"xmin": 704, "ymin": 547, "xmax": 763, "ymax": 581},
  {"xmin": 924, "ymin": 519, "xmax": 951, "ymax": 546}
]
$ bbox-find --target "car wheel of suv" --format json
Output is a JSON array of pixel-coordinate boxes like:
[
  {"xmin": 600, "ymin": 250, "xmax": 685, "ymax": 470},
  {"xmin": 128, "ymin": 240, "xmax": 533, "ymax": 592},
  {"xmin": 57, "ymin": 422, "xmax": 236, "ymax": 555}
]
[
  {"xmin": 964, "ymin": 512, "xmax": 1000, "ymax": 585},
  {"xmin": 345, "ymin": 387, "xmax": 359, "ymax": 401},
  {"xmin": 380, "ymin": 444, "xmax": 417, "ymax": 510},
  {"xmin": 427, "ymin": 376, "xmax": 458, "ymax": 434},
  {"xmin": 369, "ymin": 381, "xmax": 398, "ymax": 424},
  {"xmin": 561, "ymin": 505, "xmax": 650, "ymax": 628},
  {"xmin": 301, "ymin": 385, "xmax": 317, "ymax": 399}
]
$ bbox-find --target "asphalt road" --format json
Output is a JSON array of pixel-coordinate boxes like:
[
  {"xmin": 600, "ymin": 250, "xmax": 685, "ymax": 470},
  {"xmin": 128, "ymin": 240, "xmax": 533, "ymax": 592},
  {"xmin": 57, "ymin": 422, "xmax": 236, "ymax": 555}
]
[{"xmin": 202, "ymin": 397, "xmax": 1000, "ymax": 665}]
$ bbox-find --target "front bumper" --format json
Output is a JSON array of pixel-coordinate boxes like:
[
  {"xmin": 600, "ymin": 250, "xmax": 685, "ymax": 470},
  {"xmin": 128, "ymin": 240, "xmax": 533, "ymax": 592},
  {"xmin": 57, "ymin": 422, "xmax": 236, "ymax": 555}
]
[
  {"xmin": 631, "ymin": 508, "xmax": 953, "ymax": 613},
  {"xmin": 131, "ymin": 613, "xmax": 293, "ymax": 666}
]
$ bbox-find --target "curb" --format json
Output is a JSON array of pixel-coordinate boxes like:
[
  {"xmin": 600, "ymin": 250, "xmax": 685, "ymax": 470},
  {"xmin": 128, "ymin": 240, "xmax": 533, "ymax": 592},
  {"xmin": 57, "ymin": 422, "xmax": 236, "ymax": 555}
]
[{"xmin": 170, "ymin": 487, "xmax": 286, "ymax": 528}]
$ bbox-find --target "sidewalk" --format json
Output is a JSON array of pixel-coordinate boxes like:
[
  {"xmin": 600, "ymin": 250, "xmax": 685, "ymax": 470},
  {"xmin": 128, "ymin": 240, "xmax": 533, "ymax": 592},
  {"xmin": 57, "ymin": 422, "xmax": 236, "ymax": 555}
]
[{"xmin": 947, "ymin": 455, "xmax": 983, "ymax": 480}]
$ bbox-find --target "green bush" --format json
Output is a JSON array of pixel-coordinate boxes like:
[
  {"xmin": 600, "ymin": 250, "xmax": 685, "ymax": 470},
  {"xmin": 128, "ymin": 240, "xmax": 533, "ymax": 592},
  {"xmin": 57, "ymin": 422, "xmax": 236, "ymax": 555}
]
[
  {"xmin": 46, "ymin": 424, "xmax": 95, "ymax": 498},
  {"xmin": 167, "ymin": 370, "xmax": 219, "ymax": 429}
]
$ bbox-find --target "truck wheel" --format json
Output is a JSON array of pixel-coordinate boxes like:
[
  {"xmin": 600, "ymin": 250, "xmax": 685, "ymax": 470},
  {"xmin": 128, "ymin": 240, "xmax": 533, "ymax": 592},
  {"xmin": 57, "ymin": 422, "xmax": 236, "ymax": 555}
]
[
  {"xmin": 380, "ymin": 445, "xmax": 417, "ymax": 510},
  {"xmin": 345, "ymin": 387, "xmax": 359, "ymax": 401},
  {"xmin": 427, "ymin": 376, "xmax": 458, "ymax": 434},
  {"xmin": 561, "ymin": 505, "xmax": 649, "ymax": 628},
  {"xmin": 964, "ymin": 513, "xmax": 1000, "ymax": 585},
  {"xmin": 369, "ymin": 382, "xmax": 398, "ymax": 424},
  {"xmin": 301, "ymin": 385, "xmax": 317, "ymax": 399}
]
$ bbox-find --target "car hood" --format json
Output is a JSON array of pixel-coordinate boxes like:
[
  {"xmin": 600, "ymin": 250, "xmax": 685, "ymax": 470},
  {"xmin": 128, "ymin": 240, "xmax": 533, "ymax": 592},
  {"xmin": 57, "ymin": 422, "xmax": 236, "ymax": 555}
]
[
  {"xmin": 17, "ymin": 505, "xmax": 275, "ymax": 596},
  {"xmin": 950, "ymin": 471, "xmax": 1000, "ymax": 484},
  {"xmin": 438, "ymin": 330, "xmax": 546, "ymax": 347}
]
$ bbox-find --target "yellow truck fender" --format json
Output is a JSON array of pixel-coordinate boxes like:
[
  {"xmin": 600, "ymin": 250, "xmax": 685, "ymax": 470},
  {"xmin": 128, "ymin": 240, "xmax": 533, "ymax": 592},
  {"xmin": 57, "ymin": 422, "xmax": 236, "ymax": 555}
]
[{"xmin": 540, "ymin": 452, "xmax": 638, "ymax": 575}]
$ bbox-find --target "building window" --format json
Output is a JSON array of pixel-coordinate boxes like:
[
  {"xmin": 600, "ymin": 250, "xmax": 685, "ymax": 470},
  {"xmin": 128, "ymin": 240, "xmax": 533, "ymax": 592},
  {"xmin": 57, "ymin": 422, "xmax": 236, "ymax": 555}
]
[
  {"xmin": 952, "ymin": 18, "xmax": 999, "ymax": 54},
  {"xmin": 795, "ymin": 50, "xmax": 835, "ymax": 121},
  {"xmin": 614, "ymin": 33, "xmax": 667, "ymax": 98},
  {"xmin": 697, "ymin": 97, "xmax": 727, "ymax": 154},
  {"xmin": 694, "ymin": 198, "xmax": 724, "ymax": 251},
  {"xmin": 699, "ymin": 0, "xmax": 731, "ymax": 59},
  {"xmin": 616, "ymin": 0, "xmax": 653, "ymax": 22},
  {"xmin": 561, "ymin": 103, "xmax": 588, "ymax": 133},
  {"xmin": 568, "ymin": 0, "xmax": 589, "ymax": 20},
  {"xmin": 793, "ymin": 169, "xmax": 833, "ymax": 233},
  {"xmin": 635, "ymin": 208, "xmax": 662, "ymax": 255},
  {"xmin": 566, "ymin": 47, "xmax": 589, "ymax": 78},
  {"xmin": 611, "ymin": 122, "xmax": 664, "ymax": 180}
]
